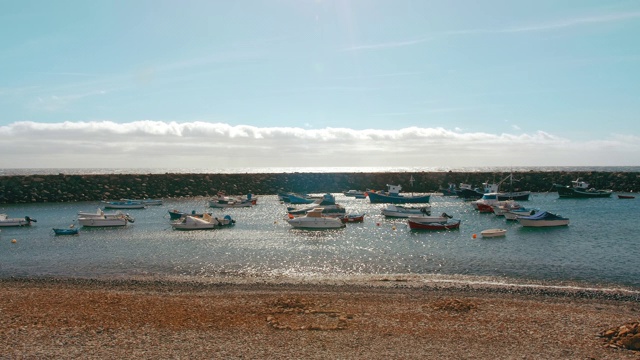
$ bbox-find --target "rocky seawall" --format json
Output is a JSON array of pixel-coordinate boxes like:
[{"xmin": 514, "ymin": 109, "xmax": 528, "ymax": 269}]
[{"xmin": 0, "ymin": 171, "xmax": 638, "ymax": 204}]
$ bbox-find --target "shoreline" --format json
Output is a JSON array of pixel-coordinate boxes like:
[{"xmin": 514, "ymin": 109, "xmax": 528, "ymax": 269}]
[{"xmin": 2, "ymin": 276, "xmax": 639, "ymax": 358}]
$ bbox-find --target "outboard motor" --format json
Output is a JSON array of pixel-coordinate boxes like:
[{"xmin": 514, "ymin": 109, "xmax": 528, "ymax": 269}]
[
  {"xmin": 441, "ymin": 212, "xmax": 453, "ymax": 219},
  {"xmin": 25, "ymin": 216, "xmax": 37, "ymax": 223}
]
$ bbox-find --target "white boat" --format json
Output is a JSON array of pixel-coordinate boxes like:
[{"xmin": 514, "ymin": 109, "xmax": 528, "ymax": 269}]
[
  {"xmin": 343, "ymin": 190, "xmax": 366, "ymax": 197},
  {"xmin": 78, "ymin": 208, "xmax": 130, "ymax": 219},
  {"xmin": 208, "ymin": 198, "xmax": 254, "ymax": 208},
  {"xmin": 286, "ymin": 208, "xmax": 346, "ymax": 229},
  {"xmin": 481, "ymin": 228, "xmax": 507, "ymax": 238},
  {"xmin": 517, "ymin": 211, "xmax": 569, "ymax": 227},
  {"xmin": 406, "ymin": 212, "xmax": 453, "ymax": 224},
  {"xmin": 504, "ymin": 208, "xmax": 537, "ymax": 221},
  {"xmin": 0, "ymin": 214, "xmax": 36, "ymax": 227},
  {"xmin": 381, "ymin": 204, "xmax": 431, "ymax": 218},
  {"xmin": 171, "ymin": 214, "xmax": 235, "ymax": 230},
  {"xmin": 101, "ymin": 200, "xmax": 146, "ymax": 209},
  {"xmin": 287, "ymin": 193, "xmax": 346, "ymax": 217},
  {"xmin": 491, "ymin": 200, "xmax": 522, "ymax": 216},
  {"xmin": 78, "ymin": 213, "xmax": 134, "ymax": 227}
]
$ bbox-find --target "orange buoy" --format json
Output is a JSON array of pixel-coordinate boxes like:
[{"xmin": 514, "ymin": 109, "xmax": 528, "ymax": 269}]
[{"xmin": 472, "ymin": 234, "xmax": 477, "ymax": 239}]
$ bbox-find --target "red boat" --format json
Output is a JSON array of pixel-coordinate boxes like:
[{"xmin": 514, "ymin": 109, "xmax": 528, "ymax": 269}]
[
  {"xmin": 408, "ymin": 219, "xmax": 461, "ymax": 230},
  {"xmin": 341, "ymin": 214, "xmax": 365, "ymax": 223}
]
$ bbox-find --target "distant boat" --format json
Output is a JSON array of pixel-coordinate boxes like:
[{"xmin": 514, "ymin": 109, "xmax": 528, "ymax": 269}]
[
  {"xmin": 407, "ymin": 218, "xmax": 461, "ymax": 230},
  {"xmin": 101, "ymin": 200, "xmax": 146, "ymax": 209},
  {"xmin": 553, "ymin": 178, "xmax": 613, "ymax": 198},
  {"xmin": 171, "ymin": 214, "xmax": 235, "ymax": 230},
  {"xmin": 617, "ymin": 194, "xmax": 635, "ymax": 199},
  {"xmin": 343, "ymin": 190, "xmax": 366, "ymax": 198},
  {"xmin": 287, "ymin": 193, "xmax": 346, "ymax": 216},
  {"xmin": 341, "ymin": 214, "xmax": 365, "ymax": 223},
  {"xmin": 367, "ymin": 184, "xmax": 430, "ymax": 204},
  {"xmin": 381, "ymin": 204, "xmax": 431, "ymax": 218},
  {"xmin": 122, "ymin": 198, "xmax": 163, "ymax": 206}
]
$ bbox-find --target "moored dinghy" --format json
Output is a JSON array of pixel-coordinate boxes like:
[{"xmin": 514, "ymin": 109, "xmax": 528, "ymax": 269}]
[
  {"xmin": 480, "ymin": 228, "xmax": 507, "ymax": 238},
  {"xmin": 517, "ymin": 211, "xmax": 569, "ymax": 227}
]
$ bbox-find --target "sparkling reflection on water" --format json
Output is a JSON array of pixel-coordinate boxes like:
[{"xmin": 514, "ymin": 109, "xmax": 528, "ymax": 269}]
[{"xmin": 0, "ymin": 193, "xmax": 639, "ymax": 288}]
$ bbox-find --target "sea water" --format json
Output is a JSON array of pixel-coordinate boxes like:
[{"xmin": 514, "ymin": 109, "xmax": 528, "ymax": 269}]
[{"xmin": 1, "ymin": 191, "xmax": 638, "ymax": 289}]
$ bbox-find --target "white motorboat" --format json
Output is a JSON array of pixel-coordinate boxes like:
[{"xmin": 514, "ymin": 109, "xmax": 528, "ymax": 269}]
[
  {"xmin": 78, "ymin": 208, "xmax": 130, "ymax": 219},
  {"xmin": 171, "ymin": 214, "xmax": 235, "ymax": 230},
  {"xmin": 286, "ymin": 208, "xmax": 346, "ymax": 229},
  {"xmin": 0, "ymin": 214, "xmax": 36, "ymax": 227},
  {"xmin": 287, "ymin": 193, "xmax": 346, "ymax": 217},
  {"xmin": 78, "ymin": 213, "xmax": 134, "ymax": 227},
  {"xmin": 504, "ymin": 208, "xmax": 537, "ymax": 221},
  {"xmin": 517, "ymin": 211, "xmax": 569, "ymax": 227},
  {"xmin": 481, "ymin": 228, "xmax": 507, "ymax": 238},
  {"xmin": 381, "ymin": 204, "xmax": 431, "ymax": 218}
]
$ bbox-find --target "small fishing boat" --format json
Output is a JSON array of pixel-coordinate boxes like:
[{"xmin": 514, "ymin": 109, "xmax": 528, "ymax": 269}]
[
  {"xmin": 287, "ymin": 193, "xmax": 346, "ymax": 217},
  {"xmin": 343, "ymin": 190, "xmax": 366, "ymax": 198},
  {"xmin": 553, "ymin": 178, "xmax": 613, "ymax": 198},
  {"xmin": 0, "ymin": 214, "xmax": 36, "ymax": 227},
  {"xmin": 381, "ymin": 204, "xmax": 431, "ymax": 218},
  {"xmin": 406, "ymin": 212, "xmax": 453, "ymax": 224},
  {"xmin": 517, "ymin": 211, "xmax": 569, "ymax": 227},
  {"xmin": 171, "ymin": 214, "xmax": 235, "ymax": 230},
  {"xmin": 78, "ymin": 213, "xmax": 134, "ymax": 227},
  {"xmin": 167, "ymin": 209, "xmax": 211, "ymax": 220},
  {"xmin": 407, "ymin": 218, "xmax": 461, "ymax": 230},
  {"xmin": 341, "ymin": 214, "xmax": 365, "ymax": 223},
  {"xmin": 286, "ymin": 208, "xmax": 346, "ymax": 229},
  {"xmin": 52, "ymin": 227, "xmax": 79, "ymax": 236},
  {"xmin": 480, "ymin": 228, "xmax": 507, "ymax": 238},
  {"xmin": 617, "ymin": 194, "xmax": 635, "ymax": 199},
  {"xmin": 367, "ymin": 184, "xmax": 431, "ymax": 204}
]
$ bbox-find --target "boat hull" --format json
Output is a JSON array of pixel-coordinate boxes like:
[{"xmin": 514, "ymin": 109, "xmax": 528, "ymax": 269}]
[{"xmin": 381, "ymin": 205, "xmax": 431, "ymax": 218}]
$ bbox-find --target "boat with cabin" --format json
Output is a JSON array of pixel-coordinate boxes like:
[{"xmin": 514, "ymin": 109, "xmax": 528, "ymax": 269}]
[
  {"xmin": 553, "ymin": 179, "xmax": 613, "ymax": 198},
  {"xmin": 367, "ymin": 184, "xmax": 430, "ymax": 204},
  {"xmin": 286, "ymin": 208, "xmax": 346, "ymax": 229}
]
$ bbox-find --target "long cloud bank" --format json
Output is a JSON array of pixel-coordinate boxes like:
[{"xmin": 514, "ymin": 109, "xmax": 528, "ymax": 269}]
[{"xmin": 1, "ymin": 121, "xmax": 638, "ymax": 168}]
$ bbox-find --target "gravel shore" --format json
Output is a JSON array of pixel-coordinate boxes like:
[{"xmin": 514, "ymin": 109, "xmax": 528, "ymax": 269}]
[{"xmin": 1, "ymin": 276, "xmax": 639, "ymax": 359}]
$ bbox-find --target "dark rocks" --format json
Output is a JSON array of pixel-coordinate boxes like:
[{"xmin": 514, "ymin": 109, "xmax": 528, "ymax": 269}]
[{"xmin": 0, "ymin": 171, "xmax": 638, "ymax": 204}]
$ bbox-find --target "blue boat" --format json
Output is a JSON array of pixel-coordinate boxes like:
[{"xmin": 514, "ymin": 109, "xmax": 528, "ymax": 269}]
[
  {"xmin": 367, "ymin": 184, "xmax": 430, "ymax": 204},
  {"xmin": 53, "ymin": 227, "xmax": 79, "ymax": 235}
]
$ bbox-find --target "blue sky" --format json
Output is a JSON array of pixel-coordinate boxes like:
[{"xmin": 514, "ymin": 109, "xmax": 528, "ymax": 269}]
[{"xmin": 1, "ymin": 0, "xmax": 639, "ymax": 169}]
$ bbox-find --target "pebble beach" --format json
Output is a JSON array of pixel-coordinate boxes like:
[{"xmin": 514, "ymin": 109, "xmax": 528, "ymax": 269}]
[{"xmin": 1, "ymin": 276, "xmax": 639, "ymax": 359}]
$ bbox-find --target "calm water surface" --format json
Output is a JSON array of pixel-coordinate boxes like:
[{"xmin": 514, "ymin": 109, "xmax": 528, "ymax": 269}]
[{"xmin": 1, "ymin": 192, "xmax": 639, "ymax": 289}]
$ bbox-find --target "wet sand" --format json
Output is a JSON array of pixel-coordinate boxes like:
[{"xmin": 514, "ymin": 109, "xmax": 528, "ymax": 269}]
[{"xmin": 1, "ymin": 277, "xmax": 639, "ymax": 359}]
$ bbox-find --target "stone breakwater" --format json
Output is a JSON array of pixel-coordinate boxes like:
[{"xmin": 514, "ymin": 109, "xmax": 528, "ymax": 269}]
[{"xmin": 0, "ymin": 171, "xmax": 638, "ymax": 204}]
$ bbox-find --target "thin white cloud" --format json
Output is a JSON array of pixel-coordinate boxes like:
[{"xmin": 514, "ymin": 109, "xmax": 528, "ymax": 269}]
[
  {"xmin": 0, "ymin": 121, "xmax": 637, "ymax": 168},
  {"xmin": 347, "ymin": 11, "xmax": 640, "ymax": 51}
]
